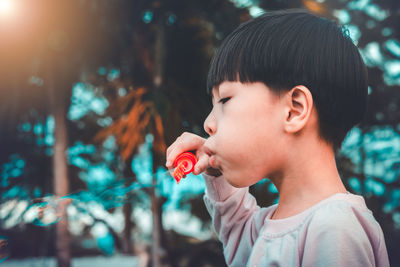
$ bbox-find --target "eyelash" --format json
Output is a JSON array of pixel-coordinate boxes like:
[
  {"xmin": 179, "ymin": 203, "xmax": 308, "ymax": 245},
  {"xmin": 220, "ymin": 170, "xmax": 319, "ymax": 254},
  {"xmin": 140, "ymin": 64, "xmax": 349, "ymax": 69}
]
[{"xmin": 218, "ymin": 97, "xmax": 230, "ymax": 104}]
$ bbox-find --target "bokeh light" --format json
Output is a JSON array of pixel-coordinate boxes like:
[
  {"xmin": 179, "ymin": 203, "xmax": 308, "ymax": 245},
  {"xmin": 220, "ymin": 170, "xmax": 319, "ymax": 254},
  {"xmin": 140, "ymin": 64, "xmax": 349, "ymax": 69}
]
[{"xmin": 27, "ymin": 197, "xmax": 72, "ymax": 227}]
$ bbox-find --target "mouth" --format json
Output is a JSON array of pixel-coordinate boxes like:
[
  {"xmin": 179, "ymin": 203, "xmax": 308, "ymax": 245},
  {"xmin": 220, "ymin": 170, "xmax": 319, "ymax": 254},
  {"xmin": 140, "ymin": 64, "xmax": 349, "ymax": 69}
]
[{"xmin": 209, "ymin": 155, "xmax": 218, "ymax": 169}]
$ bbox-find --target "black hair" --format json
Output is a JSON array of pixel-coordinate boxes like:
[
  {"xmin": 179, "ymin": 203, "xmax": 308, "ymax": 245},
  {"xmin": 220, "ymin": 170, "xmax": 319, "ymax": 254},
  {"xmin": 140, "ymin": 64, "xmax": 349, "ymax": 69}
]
[{"xmin": 207, "ymin": 9, "xmax": 368, "ymax": 151}]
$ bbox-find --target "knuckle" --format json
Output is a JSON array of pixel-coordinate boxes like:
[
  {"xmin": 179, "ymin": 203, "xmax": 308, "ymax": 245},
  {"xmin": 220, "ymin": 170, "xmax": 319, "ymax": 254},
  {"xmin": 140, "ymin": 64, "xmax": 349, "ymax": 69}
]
[
  {"xmin": 192, "ymin": 135, "xmax": 203, "ymax": 146},
  {"xmin": 175, "ymin": 143, "xmax": 183, "ymax": 152}
]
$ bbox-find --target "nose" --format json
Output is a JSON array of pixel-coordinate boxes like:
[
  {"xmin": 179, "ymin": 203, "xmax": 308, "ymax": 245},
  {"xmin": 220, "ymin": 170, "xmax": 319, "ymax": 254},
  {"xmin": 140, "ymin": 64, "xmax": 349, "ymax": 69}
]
[{"xmin": 203, "ymin": 111, "xmax": 216, "ymax": 136}]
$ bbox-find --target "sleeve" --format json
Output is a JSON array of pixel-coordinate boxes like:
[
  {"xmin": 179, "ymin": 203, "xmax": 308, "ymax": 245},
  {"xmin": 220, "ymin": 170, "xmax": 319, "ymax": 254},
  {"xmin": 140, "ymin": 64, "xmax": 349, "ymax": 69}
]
[
  {"xmin": 301, "ymin": 203, "xmax": 389, "ymax": 267},
  {"xmin": 202, "ymin": 173, "xmax": 273, "ymax": 267}
]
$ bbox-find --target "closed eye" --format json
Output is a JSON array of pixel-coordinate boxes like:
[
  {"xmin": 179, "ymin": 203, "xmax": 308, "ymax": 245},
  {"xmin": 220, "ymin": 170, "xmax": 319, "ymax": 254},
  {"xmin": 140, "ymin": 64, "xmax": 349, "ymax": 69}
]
[{"xmin": 218, "ymin": 97, "xmax": 230, "ymax": 104}]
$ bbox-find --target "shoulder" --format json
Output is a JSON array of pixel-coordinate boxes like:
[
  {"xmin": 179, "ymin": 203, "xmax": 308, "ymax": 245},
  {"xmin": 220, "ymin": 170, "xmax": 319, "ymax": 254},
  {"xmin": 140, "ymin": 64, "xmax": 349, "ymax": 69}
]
[
  {"xmin": 305, "ymin": 198, "xmax": 380, "ymax": 244},
  {"xmin": 308, "ymin": 199, "xmax": 368, "ymax": 230},
  {"xmin": 300, "ymin": 197, "xmax": 389, "ymax": 266},
  {"xmin": 310, "ymin": 199, "xmax": 360, "ymax": 224},
  {"xmin": 310, "ymin": 196, "xmax": 378, "ymax": 224}
]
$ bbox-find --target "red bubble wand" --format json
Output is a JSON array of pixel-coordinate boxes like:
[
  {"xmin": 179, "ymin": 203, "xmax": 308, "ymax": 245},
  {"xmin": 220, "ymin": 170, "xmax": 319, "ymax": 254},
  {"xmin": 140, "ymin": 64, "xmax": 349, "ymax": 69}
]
[{"xmin": 172, "ymin": 152, "xmax": 197, "ymax": 184}]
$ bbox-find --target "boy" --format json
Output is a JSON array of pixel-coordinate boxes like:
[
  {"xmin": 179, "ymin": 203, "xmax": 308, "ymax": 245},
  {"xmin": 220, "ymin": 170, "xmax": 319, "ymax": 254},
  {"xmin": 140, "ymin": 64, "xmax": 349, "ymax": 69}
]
[{"xmin": 166, "ymin": 9, "xmax": 390, "ymax": 266}]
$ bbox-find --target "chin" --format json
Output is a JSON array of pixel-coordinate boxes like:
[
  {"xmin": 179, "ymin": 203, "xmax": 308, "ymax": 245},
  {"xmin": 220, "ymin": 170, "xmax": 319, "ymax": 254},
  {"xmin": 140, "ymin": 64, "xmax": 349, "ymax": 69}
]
[
  {"xmin": 226, "ymin": 180, "xmax": 240, "ymax": 188},
  {"xmin": 230, "ymin": 172, "xmax": 264, "ymax": 188},
  {"xmin": 226, "ymin": 175, "xmax": 254, "ymax": 188}
]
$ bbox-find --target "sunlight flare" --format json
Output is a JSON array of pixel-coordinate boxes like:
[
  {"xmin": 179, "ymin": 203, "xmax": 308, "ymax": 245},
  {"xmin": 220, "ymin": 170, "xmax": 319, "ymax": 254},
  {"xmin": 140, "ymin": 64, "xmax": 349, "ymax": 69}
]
[{"xmin": 0, "ymin": 0, "xmax": 15, "ymax": 17}]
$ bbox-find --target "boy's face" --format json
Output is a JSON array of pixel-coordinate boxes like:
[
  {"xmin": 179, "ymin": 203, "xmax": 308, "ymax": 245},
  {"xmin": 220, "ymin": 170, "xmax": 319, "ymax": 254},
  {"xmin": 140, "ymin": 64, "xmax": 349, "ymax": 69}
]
[{"xmin": 203, "ymin": 81, "xmax": 287, "ymax": 187}]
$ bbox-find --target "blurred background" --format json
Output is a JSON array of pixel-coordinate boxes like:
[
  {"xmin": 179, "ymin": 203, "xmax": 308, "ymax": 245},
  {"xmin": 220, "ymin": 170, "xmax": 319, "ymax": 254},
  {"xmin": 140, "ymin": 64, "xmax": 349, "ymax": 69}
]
[{"xmin": 0, "ymin": 0, "xmax": 399, "ymax": 266}]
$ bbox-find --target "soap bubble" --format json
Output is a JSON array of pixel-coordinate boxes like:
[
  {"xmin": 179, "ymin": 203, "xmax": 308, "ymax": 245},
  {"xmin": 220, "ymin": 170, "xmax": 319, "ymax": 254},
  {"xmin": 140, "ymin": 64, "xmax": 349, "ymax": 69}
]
[
  {"xmin": 28, "ymin": 196, "xmax": 72, "ymax": 226},
  {"xmin": 97, "ymin": 182, "xmax": 151, "ymax": 208},
  {"xmin": 0, "ymin": 236, "xmax": 9, "ymax": 263}
]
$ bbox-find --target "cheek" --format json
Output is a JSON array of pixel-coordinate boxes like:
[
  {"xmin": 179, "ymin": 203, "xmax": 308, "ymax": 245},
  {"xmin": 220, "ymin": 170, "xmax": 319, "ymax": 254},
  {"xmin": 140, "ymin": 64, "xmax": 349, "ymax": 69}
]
[
  {"xmin": 217, "ymin": 109, "xmax": 270, "ymax": 158},
  {"xmin": 220, "ymin": 116, "xmax": 282, "ymax": 182}
]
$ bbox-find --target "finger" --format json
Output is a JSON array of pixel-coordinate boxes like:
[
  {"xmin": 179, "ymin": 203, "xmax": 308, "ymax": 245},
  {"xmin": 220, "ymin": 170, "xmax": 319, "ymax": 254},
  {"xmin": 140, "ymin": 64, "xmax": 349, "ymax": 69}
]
[
  {"xmin": 166, "ymin": 141, "xmax": 175, "ymax": 159},
  {"xmin": 193, "ymin": 155, "xmax": 209, "ymax": 175},
  {"xmin": 165, "ymin": 136, "xmax": 179, "ymax": 165},
  {"xmin": 166, "ymin": 132, "xmax": 194, "ymax": 158},
  {"xmin": 166, "ymin": 133, "xmax": 187, "ymax": 166},
  {"xmin": 166, "ymin": 134, "xmax": 204, "ymax": 168}
]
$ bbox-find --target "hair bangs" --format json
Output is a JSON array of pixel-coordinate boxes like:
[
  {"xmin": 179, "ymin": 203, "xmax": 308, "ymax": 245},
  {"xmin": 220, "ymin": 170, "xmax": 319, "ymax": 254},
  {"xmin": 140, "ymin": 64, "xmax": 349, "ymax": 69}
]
[
  {"xmin": 206, "ymin": 11, "xmax": 310, "ymax": 95},
  {"xmin": 206, "ymin": 22, "xmax": 263, "ymax": 94}
]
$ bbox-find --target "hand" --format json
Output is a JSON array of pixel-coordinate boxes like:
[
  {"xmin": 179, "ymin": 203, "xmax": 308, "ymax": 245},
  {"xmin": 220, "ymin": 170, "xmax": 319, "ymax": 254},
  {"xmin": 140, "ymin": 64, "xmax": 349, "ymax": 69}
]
[{"xmin": 165, "ymin": 132, "xmax": 222, "ymax": 177}]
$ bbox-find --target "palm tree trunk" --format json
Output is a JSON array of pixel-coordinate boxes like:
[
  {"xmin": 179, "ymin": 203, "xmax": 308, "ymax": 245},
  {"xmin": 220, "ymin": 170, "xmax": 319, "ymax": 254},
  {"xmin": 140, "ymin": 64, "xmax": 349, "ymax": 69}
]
[
  {"xmin": 150, "ymin": 18, "xmax": 166, "ymax": 267},
  {"xmin": 150, "ymin": 175, "xmax": 162, "ymax": 267},
  {"xmin": 122, "ymin": 203, "xmax": 133, "ymax": 253},
  {"xmin": 121, "ymin": 168, "xmax": 135, "ymax": 254},
  {"xmin": 49, "ymin": 72, "xmax": 71, "ymax": 267}
]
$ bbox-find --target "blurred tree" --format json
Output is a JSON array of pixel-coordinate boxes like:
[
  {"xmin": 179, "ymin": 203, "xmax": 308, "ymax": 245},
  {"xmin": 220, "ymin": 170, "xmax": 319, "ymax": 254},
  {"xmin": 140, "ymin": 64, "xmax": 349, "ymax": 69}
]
[{"xmin": 0, "ymin": 0, "xmax": 140, "ymax": 266}]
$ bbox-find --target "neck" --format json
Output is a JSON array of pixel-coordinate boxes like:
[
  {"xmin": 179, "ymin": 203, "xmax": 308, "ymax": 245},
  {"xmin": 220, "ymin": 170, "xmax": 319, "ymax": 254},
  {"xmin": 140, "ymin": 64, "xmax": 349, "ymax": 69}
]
[{"xmin": 269, "ymin": 139, "xmax": 347, "ymax": 220}]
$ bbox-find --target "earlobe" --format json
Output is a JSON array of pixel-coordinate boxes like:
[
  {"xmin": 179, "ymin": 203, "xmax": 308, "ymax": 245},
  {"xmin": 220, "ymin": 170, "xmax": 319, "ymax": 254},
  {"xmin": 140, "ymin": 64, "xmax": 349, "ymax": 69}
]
[{"xmin": 284, "ymin": 85, "xmax": 313, "ymax": 133}]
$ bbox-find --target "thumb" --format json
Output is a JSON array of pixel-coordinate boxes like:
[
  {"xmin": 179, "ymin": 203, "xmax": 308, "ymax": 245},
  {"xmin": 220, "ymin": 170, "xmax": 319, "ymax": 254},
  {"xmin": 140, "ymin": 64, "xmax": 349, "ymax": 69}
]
[{"xmin": 193, "ymin": 155, "xmax": 210, "ymax": 175}]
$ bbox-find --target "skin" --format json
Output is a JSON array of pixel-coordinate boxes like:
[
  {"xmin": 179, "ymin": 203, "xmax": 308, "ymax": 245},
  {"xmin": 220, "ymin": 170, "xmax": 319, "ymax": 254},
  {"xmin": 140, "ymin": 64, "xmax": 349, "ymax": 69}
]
[{"xmin": 166, "ymin": 81, "xmax": 347, "ymax": 220}]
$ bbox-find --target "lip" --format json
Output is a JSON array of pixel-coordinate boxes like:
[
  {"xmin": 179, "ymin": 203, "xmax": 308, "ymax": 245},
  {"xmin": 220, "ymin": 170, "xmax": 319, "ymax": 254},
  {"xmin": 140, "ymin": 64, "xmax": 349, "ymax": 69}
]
[{"xmin": 209, "ymin": 155, "xmax": 218, "ymax": 168}]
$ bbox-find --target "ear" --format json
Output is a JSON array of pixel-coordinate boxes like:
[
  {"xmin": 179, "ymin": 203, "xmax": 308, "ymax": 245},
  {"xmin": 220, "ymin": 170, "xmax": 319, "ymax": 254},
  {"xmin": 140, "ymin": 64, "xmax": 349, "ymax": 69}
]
[{"xmin": 283, "ymin": 85, "xmax": 314, "ymax": 133}]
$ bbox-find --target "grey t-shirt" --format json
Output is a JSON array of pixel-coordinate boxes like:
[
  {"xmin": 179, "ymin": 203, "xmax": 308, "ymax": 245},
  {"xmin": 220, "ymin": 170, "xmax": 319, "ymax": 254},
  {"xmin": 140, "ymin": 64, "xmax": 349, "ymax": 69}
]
[{"xmin": 203, "ymin": 174, "xmax": 390, "ymax": 267}]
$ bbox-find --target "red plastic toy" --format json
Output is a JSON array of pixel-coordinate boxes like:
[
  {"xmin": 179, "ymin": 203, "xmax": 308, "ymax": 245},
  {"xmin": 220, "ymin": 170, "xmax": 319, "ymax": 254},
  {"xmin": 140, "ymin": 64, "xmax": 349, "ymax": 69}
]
[{"xmin": 172, "ymin": 152, "xmax": 197, "ymax": 184}]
